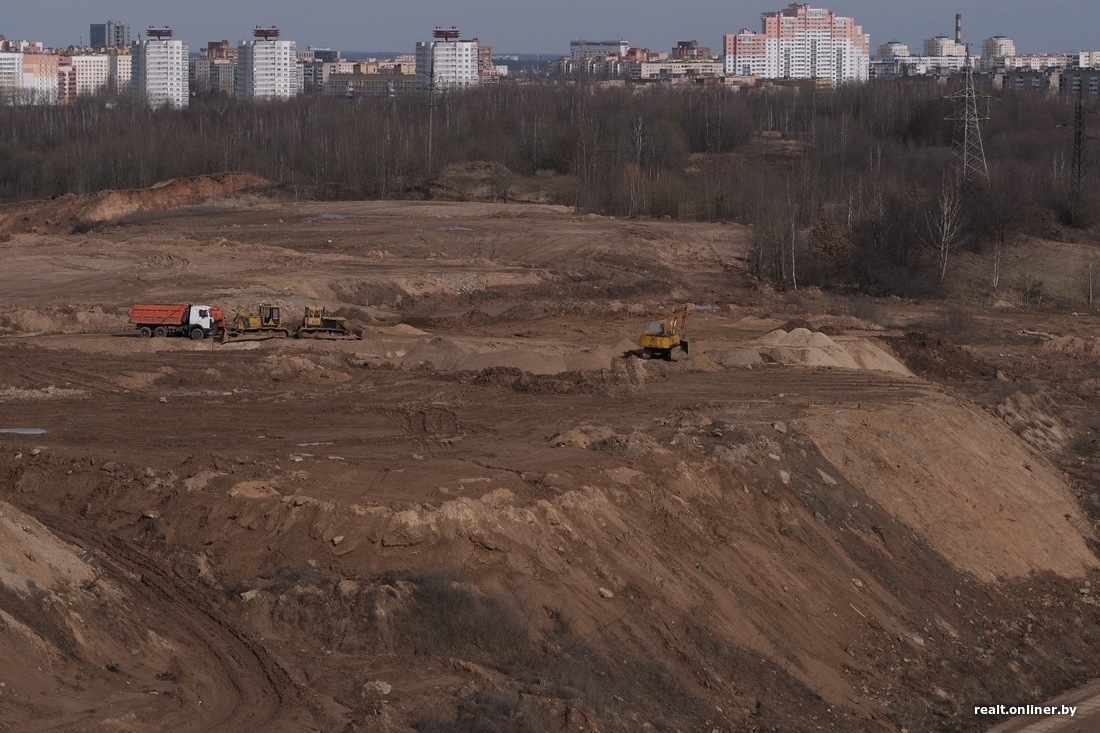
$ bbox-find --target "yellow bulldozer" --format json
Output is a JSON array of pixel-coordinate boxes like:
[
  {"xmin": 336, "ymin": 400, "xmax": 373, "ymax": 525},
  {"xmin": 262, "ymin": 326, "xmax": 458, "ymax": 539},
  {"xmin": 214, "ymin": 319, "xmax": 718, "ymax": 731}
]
[
  {"xmin": 295, "ymin": 305, "xmax": 362, "ymax": 340},
  {"xmin": 636, "ymin": 308, "xmax": 689, "ymax": 361},
  {"xmin": 224, "ymin": 303, "xmax": 292, "ymax": 339}
]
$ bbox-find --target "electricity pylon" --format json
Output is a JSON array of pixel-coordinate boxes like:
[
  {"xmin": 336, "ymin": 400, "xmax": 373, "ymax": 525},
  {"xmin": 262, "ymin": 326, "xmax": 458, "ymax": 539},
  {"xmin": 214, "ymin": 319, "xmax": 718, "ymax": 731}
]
[{"xmin": 945, "ymin": 53, "xmax": 990, "ymax": 187}]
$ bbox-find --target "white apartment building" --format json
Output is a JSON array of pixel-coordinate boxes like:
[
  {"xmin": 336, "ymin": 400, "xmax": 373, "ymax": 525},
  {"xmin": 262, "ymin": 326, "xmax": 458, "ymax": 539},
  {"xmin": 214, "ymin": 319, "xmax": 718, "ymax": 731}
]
[
  {"xmin": 570, "ymin": 39, "xmax": 630, "ymax": 60},
  {"xmin": 1076, "ymin": 52, "xmax": 1100, "ymax": 69},
  {"xmin": 983, "ymin": 36, "xmax": 1016, "ymax": 59},
  {"xmin": 236, "ymin": 36, "xmax": 298, "ymax": 100},
  {"xmin": 723, "ymin": 4, "xmax": 870, "ymax": 84},
  {"xmin": 132, "ymin": 34, "xmax": 189, "ymax": 108},
  {"xmin": 71, "ymin": 55, "xmax": 111, "ymax": 96},
  {"xmin": 416, "ymin": 38, "xmax": 479, "ymax": 90},
  {"xmin": 0, "ymin": 52, "xmax": 23, "ymax": 97},
  {"xmin": 878, "ymin": 40, "xmax": 908, "ymax": 59},
  {"xmin": 924, "ymin": 35, "xmax": 966, "ymax": 57}
]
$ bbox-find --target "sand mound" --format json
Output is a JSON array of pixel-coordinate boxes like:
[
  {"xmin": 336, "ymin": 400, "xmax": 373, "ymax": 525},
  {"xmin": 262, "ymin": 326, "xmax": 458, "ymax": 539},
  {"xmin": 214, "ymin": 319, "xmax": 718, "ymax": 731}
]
[
  {"xmin": 745, "ymin": 329, "xmax": 911, "ymax": 375},
  {"xmin": 1041, "ymin": 335, "xmax": 1100, "ymax": 356}
]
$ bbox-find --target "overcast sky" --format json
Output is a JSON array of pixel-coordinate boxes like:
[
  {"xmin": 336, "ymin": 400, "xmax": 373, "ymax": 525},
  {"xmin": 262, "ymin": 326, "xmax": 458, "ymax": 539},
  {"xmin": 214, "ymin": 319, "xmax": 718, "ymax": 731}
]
[{"xmin": 2, "ymin": 1, "xmax": 1098, "ymax": 56}]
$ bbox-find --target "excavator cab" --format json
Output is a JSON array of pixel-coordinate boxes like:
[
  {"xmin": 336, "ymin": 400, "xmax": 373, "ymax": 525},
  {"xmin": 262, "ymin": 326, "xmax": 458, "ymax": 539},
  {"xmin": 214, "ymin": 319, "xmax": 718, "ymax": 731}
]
[{"xmin": 637, "ymin": 309, "xmax": 689, "ymax": 360}]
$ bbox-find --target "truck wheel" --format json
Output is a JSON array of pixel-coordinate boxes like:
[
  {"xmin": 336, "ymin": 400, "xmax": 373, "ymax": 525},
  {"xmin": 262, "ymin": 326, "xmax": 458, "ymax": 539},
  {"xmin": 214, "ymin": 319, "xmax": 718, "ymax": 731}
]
[
  {"xmin": 189, "ymin": 327, "xmax": 205, "ymax": 341},
  {"xmin": 153, "ymin": 326, "xmax": 168, "ymax": 338},
  {"xmin": 138, "ymin": 326, "xmax": 152, "ymax": 338}
]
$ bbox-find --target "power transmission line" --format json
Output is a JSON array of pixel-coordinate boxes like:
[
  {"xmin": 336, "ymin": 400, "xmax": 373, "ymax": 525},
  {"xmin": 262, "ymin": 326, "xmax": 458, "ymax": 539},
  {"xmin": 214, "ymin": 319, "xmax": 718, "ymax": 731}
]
[{"xmin": 945, "ymin": 53, "xmax": 989, "ymax": 187}]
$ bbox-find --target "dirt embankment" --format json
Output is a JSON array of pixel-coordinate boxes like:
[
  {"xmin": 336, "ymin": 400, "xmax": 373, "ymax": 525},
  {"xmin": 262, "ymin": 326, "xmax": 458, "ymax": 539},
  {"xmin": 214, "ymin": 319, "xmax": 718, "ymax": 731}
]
[{"xmin": 0, "ymin": 172, "xmax": 271, "ymax": 236}]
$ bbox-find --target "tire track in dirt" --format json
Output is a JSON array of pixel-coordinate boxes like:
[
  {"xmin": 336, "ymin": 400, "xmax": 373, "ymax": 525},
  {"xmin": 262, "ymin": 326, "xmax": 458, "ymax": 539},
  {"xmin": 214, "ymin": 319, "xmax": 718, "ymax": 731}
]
[{"xmin": 33, "ymin": 512, "xmax": 302, "ymax": 733}]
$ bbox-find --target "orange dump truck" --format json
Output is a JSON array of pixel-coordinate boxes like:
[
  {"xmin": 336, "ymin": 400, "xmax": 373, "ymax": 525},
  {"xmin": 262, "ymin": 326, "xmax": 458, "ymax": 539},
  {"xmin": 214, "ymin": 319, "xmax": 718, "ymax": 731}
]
[{"xmin": 129, "ymin": 304, "xmax": 226, "ymax": 340}]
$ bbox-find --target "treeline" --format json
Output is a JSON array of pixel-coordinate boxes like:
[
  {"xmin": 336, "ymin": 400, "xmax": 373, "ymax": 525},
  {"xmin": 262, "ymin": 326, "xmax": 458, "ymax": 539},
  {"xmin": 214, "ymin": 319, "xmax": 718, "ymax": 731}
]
[{"xmin": 0, "ymin": 83, "xmax": 1088, "ymax": 293}]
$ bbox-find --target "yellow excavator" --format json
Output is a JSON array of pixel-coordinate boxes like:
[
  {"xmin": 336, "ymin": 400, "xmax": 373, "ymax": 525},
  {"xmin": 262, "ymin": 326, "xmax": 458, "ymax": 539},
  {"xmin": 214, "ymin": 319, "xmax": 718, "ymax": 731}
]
[{"xmin": 637, "ymin": 308, "xmax": 689, "ymax": 360}]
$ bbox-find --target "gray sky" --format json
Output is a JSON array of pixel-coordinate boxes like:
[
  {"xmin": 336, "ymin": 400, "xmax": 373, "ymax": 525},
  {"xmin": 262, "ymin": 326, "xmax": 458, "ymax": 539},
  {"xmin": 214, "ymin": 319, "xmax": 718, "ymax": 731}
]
[{"xmin": 2, "ymin": 1, "xmax": 1097, "ymax": 56}]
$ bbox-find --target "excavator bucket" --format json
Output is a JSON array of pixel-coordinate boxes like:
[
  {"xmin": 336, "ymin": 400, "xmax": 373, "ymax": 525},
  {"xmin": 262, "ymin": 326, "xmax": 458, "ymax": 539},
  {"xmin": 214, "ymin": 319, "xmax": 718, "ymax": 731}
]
[{"xmin": 681, "ymin": 339, "xmax": 689, "ymax": 354}]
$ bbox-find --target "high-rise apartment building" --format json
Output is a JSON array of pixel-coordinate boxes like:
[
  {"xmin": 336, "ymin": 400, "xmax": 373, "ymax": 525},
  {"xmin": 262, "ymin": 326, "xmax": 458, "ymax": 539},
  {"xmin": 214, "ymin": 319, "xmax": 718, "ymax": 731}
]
[
  {"xmin": 236, "ymin": 27, "xmax": 298, "ymax": 100},
  {"xmin": 924, "ymin": 35, "xmax": 966, "ymax": 57},
  {"xmin": 132, "ymin": 28, "xmax": 189, "ymax": 108},
  {"xmin": 416, "ymin": 27, "xmax": 479, "ymax": 90},
  {"xmin": 0, "ymin": 52, "xmax": 23, "ymax": 102},
  {"xmin": 90, "ymin": 21, "xmax": 130, "ymax": 49},
  {"xmin": 21, "ymin": 54, "xmax": 60, "ymax": 104},
  {"xmin": 983, "ymin": 36, "xmax": 1016, "ymax": 59},
  {"xmin": 723, "ymin": 3, "xmax": 869, "ymax": 84}
]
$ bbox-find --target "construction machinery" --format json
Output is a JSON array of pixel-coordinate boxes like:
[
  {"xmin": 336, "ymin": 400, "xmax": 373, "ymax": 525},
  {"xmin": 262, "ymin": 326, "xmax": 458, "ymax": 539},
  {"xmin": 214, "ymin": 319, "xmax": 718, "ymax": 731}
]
[
  {"xmin": 129, "ymin": 304, "xmax": 225, "ymax": 340},
  {"xmin": 295, "ymin": 305, "xmax": 362, "ymax": 340},
  {"xmin": 224, "ymin": 303, "xmax": 292, "ymax": 339},
  {"xmin": 637, "ymin": 308, "xmax": 689, "ymax": 361}
]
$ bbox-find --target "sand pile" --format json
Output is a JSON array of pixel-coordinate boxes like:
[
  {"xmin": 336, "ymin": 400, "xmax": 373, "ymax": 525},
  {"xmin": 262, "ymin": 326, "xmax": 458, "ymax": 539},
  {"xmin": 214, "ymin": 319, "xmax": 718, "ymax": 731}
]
[
  {"xmin": 1041, "ymin": 335, "xmax": 1100, "ymax": 356},
  {"xmin": 742, "ymin": 328, "xmax": 912, "ymax": 375}
]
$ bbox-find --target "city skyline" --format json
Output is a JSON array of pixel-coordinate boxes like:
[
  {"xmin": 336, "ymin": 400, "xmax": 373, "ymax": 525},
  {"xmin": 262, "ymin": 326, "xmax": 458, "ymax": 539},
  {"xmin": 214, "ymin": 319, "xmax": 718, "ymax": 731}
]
[{"xmin": 2, "ymin": 1, "xmax": 1098, "ymax": 56}]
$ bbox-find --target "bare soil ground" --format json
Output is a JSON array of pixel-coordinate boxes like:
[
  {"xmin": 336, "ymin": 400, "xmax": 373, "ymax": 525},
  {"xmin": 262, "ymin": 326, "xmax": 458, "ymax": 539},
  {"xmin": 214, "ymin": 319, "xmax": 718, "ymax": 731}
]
[{"xmin": 2, "ymin": 178, "xmax": 1100, "ymax": 732}]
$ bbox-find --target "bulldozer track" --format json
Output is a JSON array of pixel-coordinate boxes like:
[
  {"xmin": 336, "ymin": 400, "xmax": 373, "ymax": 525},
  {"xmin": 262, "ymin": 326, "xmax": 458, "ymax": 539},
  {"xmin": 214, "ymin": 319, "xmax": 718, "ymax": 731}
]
[{"xmin": 32, "ymin": 512, "xmax": 299, "ymax": 733}]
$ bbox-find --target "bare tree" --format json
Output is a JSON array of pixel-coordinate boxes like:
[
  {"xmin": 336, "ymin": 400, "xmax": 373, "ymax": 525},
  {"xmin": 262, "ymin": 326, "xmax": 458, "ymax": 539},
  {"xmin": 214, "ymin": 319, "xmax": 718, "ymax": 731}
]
[{"xmin": 924, "ymin": 176, "xmax": 967, "ymax": 281}]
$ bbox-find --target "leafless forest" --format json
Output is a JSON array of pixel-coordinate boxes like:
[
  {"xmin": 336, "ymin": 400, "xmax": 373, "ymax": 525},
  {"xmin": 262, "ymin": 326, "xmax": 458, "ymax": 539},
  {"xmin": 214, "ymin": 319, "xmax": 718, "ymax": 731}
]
[{"xmin": 0, "ymin": 82, "xmax": 1089, "ymax": 293}]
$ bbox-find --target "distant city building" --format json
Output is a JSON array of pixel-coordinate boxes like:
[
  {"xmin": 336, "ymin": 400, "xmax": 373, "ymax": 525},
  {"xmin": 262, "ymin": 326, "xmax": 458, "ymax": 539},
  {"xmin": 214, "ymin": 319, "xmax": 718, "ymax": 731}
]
[
  {"xmin": 671, "ymin": 40, "xmax": 712, "ymax": 60},
  {"xmin": 869, "ymin": 54, "xmax": 970, "ymax": 78},
  {"xmin": 477, "ymin": 42, "xmax": 499, "ymax": 84},
  {"xmin": 203, "ymin": 40, "xmax": 236, "ymax": 62},
  {"xmin": 622, "ymin": 58, "xmax": 724, "ymax": 80},
  {"xmin": 983, "ymin": 36, "xmax": 1015, "ymax": 59},
  {"xmin": 132, "ymin": 28, "xmax": 189, "ymax": 108},
  {"xmin": 878, "ymin": 40, "xmax": 909, "ymax": 59},
  {"xmin": 723, "ymin": 3, "xmax": 870, "ymax": 84},
  {"xmin": 327, "ymin": 66, "xmax": 417, "ymax": 98},
  {"xmin": 924, "ymin": 35, "xmax": 966, "ymax": 57},
  {"xmin": 1064, "ymin": 68, "xmax": 1100, "ymax": 94},
  {"xmin": 0, "ymin": 52, "xmax": 23, "ymax": 102},
  {"xmin": 303, "ymin": 47, "xmax": 340, "ymax": 63},
  {"xmin": 108, "ymin": 51, "xmax": 131, "ymax": 95},
  {"xmin": 1076, "ymin": 51, "xmax": 1100, "ymax": 69},
  {"xmin": 569, "ymin": 39, "xmax": 629, "ymax": 61},
  {"xmin": 58, "ymin": 56, "xmax": 76, "ymax": 104},
  {"xmin": 90, "ymin": 21, "xmax": 130, "ymax": 49},
  {"xmin": 416, "ymin": 27, "xmax": 479, "ymax": 90},
  {"xmin": 236, "ymin": 28, "xmax": 299, "ymax": 100},
  {"xmin": 70, "ymin": 54, "xmax": 110, "ymax": 96},
  {"xmin": 0, "ymin": 39, "xmax": 44, "ymax": 53},
  {"xmin": 21, "ymin": 53, "xmax": 60, "ymax": 104}
]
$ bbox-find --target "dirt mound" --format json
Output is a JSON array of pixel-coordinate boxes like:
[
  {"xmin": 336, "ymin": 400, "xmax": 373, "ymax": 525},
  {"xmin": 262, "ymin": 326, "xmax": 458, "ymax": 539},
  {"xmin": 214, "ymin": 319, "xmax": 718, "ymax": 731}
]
[
  {"xmin": 1041, "ymin": 334, "xmax": 1100, "ymax": 357},
  {"xmin": 889, "ymin": 332, "xmax": 995, "ymax": 380},
  {"xmin": 807, "ymin": 398, "xmax": 1096, "ymax": 582},
  {"xmin": 745, "ymin": 328, "xmax": 911, "ymax": 375},
  {"xmin": 0, "ymin": 172, "xmax": 271, "ymax": 235}
]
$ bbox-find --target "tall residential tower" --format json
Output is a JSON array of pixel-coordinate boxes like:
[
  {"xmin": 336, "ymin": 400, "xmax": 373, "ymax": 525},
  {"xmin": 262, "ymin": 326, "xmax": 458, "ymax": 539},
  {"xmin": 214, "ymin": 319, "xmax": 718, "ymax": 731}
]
[
  {"xmin": 723, "ymin": 3, "xmax": 870, "ymax": 84},
  {"xmin": 236, "ymin": 27, "xmax": 299, "ymax": 100},
  {"xmin": 132, "ymin": 27, "xmax": 188, "ymax": 108}
]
